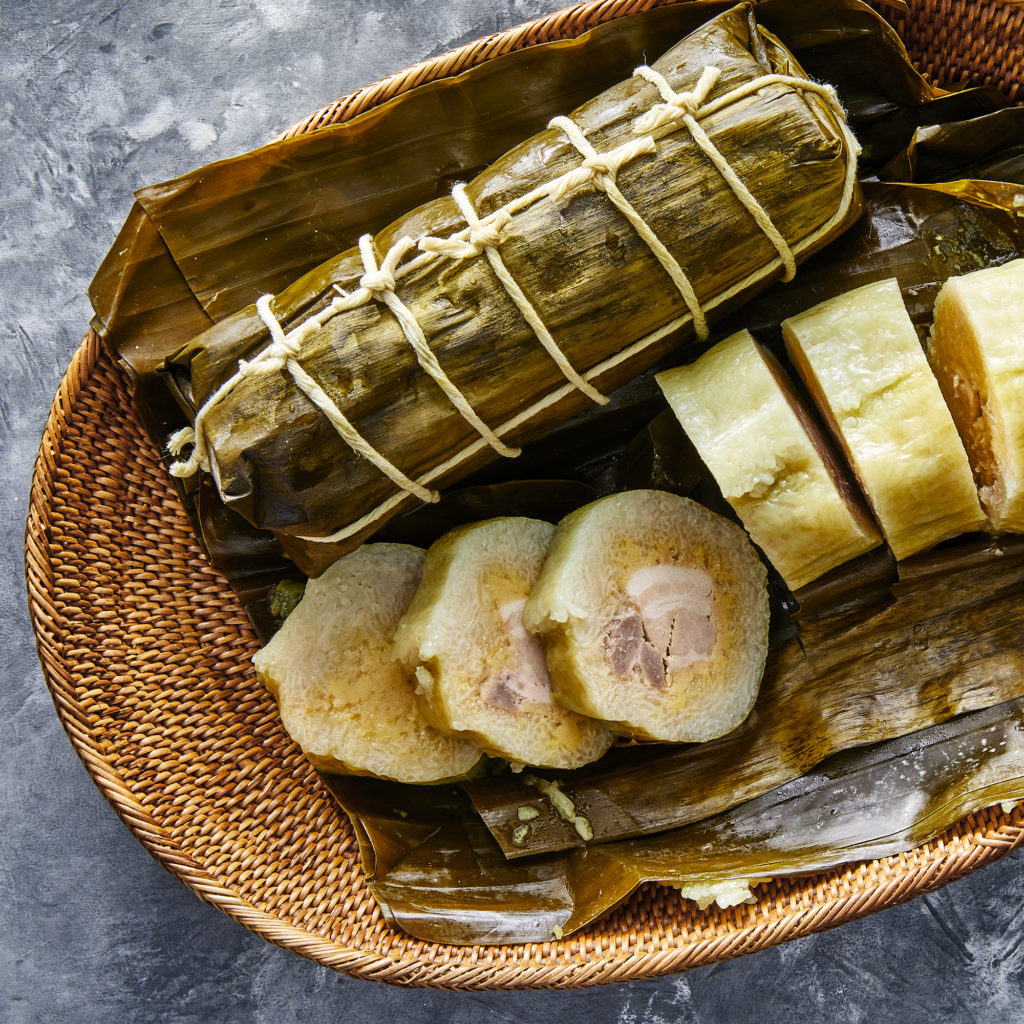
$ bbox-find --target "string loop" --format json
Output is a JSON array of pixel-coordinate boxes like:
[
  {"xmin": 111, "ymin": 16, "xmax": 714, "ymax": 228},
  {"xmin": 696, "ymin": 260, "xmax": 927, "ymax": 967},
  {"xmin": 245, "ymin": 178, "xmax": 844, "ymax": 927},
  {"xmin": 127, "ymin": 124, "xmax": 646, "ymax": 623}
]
[{"xmin": 633, "ymin": 64, "xmax": 797, "ymax": 281}]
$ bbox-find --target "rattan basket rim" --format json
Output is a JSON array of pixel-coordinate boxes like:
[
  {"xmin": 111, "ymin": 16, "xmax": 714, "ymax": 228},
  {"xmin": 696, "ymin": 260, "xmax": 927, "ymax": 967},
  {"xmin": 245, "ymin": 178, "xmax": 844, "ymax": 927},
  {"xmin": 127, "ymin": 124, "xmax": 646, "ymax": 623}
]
[{"xmin": 25, "ymin": 0, "xmax": 1024, "ymax": 990}]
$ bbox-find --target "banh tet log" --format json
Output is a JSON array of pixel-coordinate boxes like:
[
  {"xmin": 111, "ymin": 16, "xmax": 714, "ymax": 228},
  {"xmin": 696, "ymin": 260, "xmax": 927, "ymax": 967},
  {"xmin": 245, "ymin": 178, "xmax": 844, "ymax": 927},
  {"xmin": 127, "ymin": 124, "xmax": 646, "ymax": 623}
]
[
  {"xmin": 252, "ymin": 543, "xmax": 484, "ymax": 784},
  {"xmin": 656, "ymin": 329, "xmax": 881, "ymax": 592},
  {"xmin": 522, "ymin": 490, "xmax": 769, "ymax": 743},
  {"xmin": 781, "ymin": 279, "xmax": 985, "ymax": 560},
  {"xmin": 392, "ymin": 517, "xmax": 614, "ymax": 770},
  {"xmin": 162, "ymin": 4, "xmax": 861, "ymax": 577},
  {"xmin": 928, "ymin": 258, "xmax": 1024, "ymax": 532}
]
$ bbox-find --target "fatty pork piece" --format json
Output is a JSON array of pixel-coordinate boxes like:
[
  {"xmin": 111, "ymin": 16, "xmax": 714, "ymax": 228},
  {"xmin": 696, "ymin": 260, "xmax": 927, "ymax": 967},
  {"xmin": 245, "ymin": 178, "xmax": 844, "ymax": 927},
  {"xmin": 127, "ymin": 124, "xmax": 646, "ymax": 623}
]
[
  {"xmin": 252, "ymin": 543, "xmax": 484, "ymax": 784},
  {"xmin": 523, "ymin": 490, "xmax": 769, "ymax": 743},
  {"xmin": 392, "ymin": 517, "xmax": 613, "ymax": 770}
]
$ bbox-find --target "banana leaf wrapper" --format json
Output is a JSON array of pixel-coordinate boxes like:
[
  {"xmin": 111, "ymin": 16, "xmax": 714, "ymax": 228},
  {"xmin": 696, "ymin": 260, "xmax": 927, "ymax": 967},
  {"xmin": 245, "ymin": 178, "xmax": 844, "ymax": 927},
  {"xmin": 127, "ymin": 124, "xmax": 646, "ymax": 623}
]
[
  {"xmin": 90, "ymin": 3, "xmax": 753, "ymax": 592},
  {"xmin": 880, "ymin": 105, "xmax": 1024, "ymax": 184},
  {"xmin": 204, "ymin": 174, "xmax": 1024, "ymax": 640},
  {"xmin": 326, "ymin": 696, "xmax": 1024, "ymax": 944},
  {"xmin": 449, "ymin": 174, "xmax": 1024, "ymax": 865},
  {"xmin": 448, "ymin": 174, "xmax": 1024, "ymax": 856},
  {"xmin": 93, "ymin": 0, "xmax": 965, "ymax": 341},
  {"xmin": 721, "ymin": 180, "xmax": 1024, "ymax": 350}
]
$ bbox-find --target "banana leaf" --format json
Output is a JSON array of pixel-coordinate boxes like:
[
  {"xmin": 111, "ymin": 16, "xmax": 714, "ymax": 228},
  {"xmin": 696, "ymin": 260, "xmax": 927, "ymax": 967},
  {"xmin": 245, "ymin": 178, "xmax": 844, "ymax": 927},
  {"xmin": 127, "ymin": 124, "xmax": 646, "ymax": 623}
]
[
  {"xmin": 454, "ymin": 174, "xmax": 1024, "ymax": 854},
  {"xmin": 711, "ymin": 179, "xmax": 1024, "ymax": 355},
  {"xmin": 326, "ymin": 695, "xmax": 1024, "ymax": 944},
  {"xmin": 880, "ymin": 106, "xmax": 1024, "ymax": 183},
  {"xmin": 95, "ymin": 0, "xmax": 978, "ymax": 338}
]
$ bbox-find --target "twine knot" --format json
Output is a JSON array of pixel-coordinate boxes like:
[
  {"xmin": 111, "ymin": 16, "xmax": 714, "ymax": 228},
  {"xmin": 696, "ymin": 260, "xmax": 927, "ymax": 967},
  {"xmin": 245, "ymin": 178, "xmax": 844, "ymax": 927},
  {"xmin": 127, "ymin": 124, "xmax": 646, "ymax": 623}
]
[
  {"xmin": 581, "ymin": 153, "xmax": 616, "ymax": 178},
  {"xmin": 634, "ymin": 65, "xmax": 722, "ymax": 135},
  {"xmin": 167, "ymin": 427, "xmax": 202, "ymax": 477},
  {"xmin": 240, "ymin": 349, "xmax": 287, "ymax": 375},
  {"xmin": 467, "ymin": 220, "xmax": 505, "ymax": 251},
  {"xmin": 263, "ymin": 333, "xmax": 303, "ymax": 365},
  {"xmin": 548, "ymin": 121, "xmax": 656, "ymax": 203},
  {"xmin": 359, "ymin": 267, "xmax": 396, "ymax": 295},
  {"xmin": 416, "ymin": 187, "xmax": 514, "ymax": 258},
  {"xmin": 357, "ymin": 233, "xmax": 416, "ymax": 298}
]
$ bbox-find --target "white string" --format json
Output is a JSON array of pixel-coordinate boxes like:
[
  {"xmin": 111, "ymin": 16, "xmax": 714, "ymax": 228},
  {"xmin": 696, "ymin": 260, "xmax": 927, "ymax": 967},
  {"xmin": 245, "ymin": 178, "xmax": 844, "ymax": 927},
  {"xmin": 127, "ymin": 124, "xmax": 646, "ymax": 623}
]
[
  {"xmin": 418, "ymin": 203, "xmax": 512, "ymax": 260},
  {"xmin": 167, "ymin": 234, "xmax": 515, "ymax": 494},
  {"xmin": 256, "ymin": 296, "xmax": 439, "ymax": 504},
  {"xmin": 356, "ymin": 234, "xmax": 519, "ymax": 458},
  {"xmin": 548, "ymin": 133, "xmax": 657, "ymax": 203},
  {"xmin": 634, "ymin": 64, "xmax": 797, "ymax": 281},
  {"xmin": 548, "ymin": 114, "xmax": 709, "ymax": 341},
  {"xmin": 423, "ymin": 184, "xmax": 607, "ymax": 404}
]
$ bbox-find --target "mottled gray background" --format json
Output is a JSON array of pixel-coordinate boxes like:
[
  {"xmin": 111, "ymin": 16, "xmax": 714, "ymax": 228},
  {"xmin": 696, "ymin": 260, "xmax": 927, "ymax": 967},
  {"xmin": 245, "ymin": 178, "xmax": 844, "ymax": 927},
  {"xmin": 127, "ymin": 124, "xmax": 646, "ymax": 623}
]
[{"xmin": 2, "ymin": 2, "xmax": 1022, "ymax": 1021}]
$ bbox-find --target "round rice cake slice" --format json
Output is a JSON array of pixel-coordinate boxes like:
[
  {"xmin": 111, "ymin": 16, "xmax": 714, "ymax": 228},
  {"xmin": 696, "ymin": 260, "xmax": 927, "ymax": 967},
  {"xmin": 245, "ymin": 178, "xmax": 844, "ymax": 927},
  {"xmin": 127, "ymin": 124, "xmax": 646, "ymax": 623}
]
[
  {"xmin": 392, "ymin": 517, "xmax": 614, "ymax": 770},
  {"xmin": 523, "ymin": 490, "xmax": 769, "ymax": 743},
  {"xmin": 253, "ymin": 543, "xmax": 484, "ymax": 784}
]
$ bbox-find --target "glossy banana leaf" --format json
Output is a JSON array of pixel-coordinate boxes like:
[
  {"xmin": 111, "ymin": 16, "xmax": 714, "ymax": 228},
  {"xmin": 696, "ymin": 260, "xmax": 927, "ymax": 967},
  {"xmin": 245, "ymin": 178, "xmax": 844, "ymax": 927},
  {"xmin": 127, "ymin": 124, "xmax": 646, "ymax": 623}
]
[
  {"xmin": 880, "ymin": 106, "xmax": 1024, "ymax": 183},
  {"xmin": 711, "ymin": 179, "xmax": 1024, "ymax": 356},
  {"xmin": 230, "ymin": 174, "xmax": 1024, "ymax": 638},
  {"xmin": 325, "ymin": 695, "xmax": 1024, "ymax": 944},
  {"xmin": 166, "ymin": 4, "xmax": 866, "ymax": 575},
  {"xmin": 93, "ymin": 0, "xmax": 968, "ymax": 334}
]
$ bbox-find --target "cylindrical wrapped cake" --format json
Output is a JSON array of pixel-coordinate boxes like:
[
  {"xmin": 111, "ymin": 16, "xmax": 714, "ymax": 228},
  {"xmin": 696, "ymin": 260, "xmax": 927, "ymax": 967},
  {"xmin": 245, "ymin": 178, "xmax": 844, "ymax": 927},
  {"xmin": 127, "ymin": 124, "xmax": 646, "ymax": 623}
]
[{"xmin": 165, "ymin": 4, "xmax": 860, "ymax": 576}]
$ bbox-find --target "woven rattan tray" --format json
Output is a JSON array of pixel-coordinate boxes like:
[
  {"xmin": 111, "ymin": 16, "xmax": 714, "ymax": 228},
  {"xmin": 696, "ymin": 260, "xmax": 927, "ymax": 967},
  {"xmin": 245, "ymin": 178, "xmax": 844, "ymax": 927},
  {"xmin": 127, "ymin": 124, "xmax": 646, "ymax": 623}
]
[{"xmin": 26, "ymin": 0, "xmax": 1024, "ymax": 990}]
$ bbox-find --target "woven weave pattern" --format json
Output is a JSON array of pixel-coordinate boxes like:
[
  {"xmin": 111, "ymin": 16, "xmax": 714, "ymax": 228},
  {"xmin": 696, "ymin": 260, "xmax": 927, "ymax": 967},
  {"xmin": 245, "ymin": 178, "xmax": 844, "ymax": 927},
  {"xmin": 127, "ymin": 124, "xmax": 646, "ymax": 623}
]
[
  {"xmin": 885, "ymin": 0, "xmax": 1024, "ymax": 102},
  {"xmin": 26, "ymin": 0, "xmax": 1024, "ymax": 989}
]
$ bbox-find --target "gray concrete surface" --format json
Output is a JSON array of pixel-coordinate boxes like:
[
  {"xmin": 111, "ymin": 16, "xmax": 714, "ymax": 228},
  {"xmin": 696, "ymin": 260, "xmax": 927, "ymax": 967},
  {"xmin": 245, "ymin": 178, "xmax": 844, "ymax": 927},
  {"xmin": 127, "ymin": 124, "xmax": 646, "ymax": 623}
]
[{"xmin": 2, "ymin": 2, "xmax": 1022, "ymax": 1021}]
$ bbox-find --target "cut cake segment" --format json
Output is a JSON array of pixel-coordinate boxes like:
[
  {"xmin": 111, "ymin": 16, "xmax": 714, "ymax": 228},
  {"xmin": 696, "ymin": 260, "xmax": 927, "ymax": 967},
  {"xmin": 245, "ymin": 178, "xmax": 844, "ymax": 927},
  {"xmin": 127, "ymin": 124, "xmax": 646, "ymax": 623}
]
[
  {"xmin": 252, "ymin": 543, "xmax": 484, "ymax": 784},
  {"xmin": 782, "ymin": 278, "xmax": 984, "ymax": 559},
  {"xmin": 392, "ymin": 517, "xmax": 614, "ymax": 770},
  {"xmin": 928, "ymin": 258, "xmax": 1024, "ymax": 532},
  {"xmin": 657, "ymin": 329, "xmax": 880, "ymax": 591}
]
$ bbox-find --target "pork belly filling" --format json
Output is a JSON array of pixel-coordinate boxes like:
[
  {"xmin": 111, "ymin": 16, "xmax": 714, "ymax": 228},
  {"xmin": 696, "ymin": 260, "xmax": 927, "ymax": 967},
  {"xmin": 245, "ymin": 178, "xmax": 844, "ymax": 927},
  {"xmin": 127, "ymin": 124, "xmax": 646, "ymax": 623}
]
[
  {"xmin": 480, "ymin": 599, "xmax": 554, "ymax": 711},
  {"xmin": 604, "ymin": 566, "xmax": 716, "ymax": 688}
]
